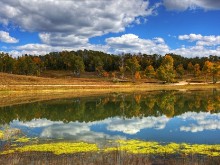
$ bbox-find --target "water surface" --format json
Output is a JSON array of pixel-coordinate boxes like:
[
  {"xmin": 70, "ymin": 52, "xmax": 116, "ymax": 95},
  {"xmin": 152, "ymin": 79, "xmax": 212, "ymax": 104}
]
[{"xmin": 1, "ymin": 90, "xmax": 220, "ymax": 145}]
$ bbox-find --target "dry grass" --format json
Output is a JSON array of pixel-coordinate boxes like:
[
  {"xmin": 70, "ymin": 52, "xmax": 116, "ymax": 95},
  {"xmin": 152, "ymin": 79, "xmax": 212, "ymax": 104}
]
[
  {"xmin": 0, "ymin": 72, "xmax": 220, "ymax": 107},
  {"xmin": 0, "ymin": 151, "xmax": 219, "ymax": 165}
]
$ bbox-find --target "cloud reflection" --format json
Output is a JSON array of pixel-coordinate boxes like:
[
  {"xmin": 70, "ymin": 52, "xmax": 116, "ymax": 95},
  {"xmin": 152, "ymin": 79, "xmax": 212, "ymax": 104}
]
[{"xmin": 178, "ymin": 112, "xmax": 220, "ymax": 133}]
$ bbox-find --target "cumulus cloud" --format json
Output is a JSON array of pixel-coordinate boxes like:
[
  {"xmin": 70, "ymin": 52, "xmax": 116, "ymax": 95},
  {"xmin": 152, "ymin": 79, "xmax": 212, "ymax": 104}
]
[
  {"xmin": 0, "ymin": 0, "xmax": 156, "ymax": 47},
  {"xmin": 163, "ymin": 0, "xmax": 220, "ymax": 11},
  {"xmin": 170, "ymin": 45, "xmax": 220, "ymax": 57},
  {"xmin": 105, "ymin": 34, "xmax": 170, "ymax": 54},
  {"xmin": 178, "ymin": 34, "xmax": 220, "ymax": 46},
  {"xmin": 178, "ymin": 112, "xmax": 220, "ymax": 133},
  {"xmin": 0, "ymin": 31, "xmax": 18, "ymax": 43}
]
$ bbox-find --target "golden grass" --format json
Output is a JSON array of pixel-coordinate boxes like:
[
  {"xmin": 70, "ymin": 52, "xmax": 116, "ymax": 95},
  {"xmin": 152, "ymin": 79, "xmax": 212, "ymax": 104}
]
[{"xmin": 0, "ymin": 72, "xmax": 220, "ymax": 107}]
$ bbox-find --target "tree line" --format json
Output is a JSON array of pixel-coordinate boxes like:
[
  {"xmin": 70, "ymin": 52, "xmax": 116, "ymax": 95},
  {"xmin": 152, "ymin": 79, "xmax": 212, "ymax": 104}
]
[{"xmin": 0, "ymin": 49, "xmax": 220, "ymax": 83}]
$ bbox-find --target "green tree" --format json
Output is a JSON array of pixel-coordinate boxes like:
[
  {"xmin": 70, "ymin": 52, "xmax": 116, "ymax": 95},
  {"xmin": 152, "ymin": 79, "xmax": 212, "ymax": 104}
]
[
  {"xmin": 126, "ymin": 56, "xmax": 140, "ymax": 82},
  {"xmin": 156, "ymin": 55, "xmax": 175, "ymax": 83},
  {"xmin": 70, "ymin": 55, "xmax": 85, "ymax": 77}
]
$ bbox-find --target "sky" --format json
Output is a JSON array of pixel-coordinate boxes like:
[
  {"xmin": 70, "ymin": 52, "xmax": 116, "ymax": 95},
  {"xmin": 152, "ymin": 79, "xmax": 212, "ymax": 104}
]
[{"xmin": 0, "ymin": 0, "xmax": 220, "ymax": 58}]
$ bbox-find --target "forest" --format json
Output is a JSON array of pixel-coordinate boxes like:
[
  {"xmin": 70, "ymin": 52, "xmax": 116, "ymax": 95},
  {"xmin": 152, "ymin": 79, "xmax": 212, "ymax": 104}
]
[{"xmin": 0, "ymin": 49, "xmax": 220, "ymax": 83}]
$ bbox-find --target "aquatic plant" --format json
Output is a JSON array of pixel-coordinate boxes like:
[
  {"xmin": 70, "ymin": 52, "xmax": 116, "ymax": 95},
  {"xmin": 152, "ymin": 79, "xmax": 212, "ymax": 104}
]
[
  {"xmin": 1, "ymin": 142, "xmax": 99, "ymax": 155},
  {"xmin": 15, "ymin": 137, "xmax": 30, "ymax": 143},
  {"xmin": 0, "ymin": 130, "xmax": 3, "ymax": 139},
  {"xmin": 1, "ymin": 139, "xmax": 220, "ymax": 157},
  {"xmin": 104, "ymin": 140, "xmax": 220, "ymax": 157}
]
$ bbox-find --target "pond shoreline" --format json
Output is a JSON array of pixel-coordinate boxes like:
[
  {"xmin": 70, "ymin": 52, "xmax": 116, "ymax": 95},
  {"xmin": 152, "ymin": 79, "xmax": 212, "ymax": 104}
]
[{"xmin": 0, "ymin": 84, "xmax": 219, "ymax": 108}]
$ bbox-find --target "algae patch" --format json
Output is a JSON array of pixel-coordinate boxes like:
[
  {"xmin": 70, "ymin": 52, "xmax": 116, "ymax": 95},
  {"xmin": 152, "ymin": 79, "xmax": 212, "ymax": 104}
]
[
  {"xmin": 104, "ymin": 140, "xmax": 220, "ymax": 157},
  {"xmin": 1, "ymin": 142, "xmax": 99, "ymax": 155},
  {"xmin": 0, "ymin": 130, "xmax": 3, "ymax": 139},
  {"xmin": 15, "ymin": 137, "xmax": 30, "ymax": 143},
  {"xmin": 1, "ymin": 140, "xmax": 220, "ymax": 157}
]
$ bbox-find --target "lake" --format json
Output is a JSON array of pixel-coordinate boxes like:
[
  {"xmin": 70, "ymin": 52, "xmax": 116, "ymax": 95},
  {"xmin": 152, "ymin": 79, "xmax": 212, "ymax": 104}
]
[{"xmin": 1, "ymin": 89, "xmax": 220, "ymax": 146}]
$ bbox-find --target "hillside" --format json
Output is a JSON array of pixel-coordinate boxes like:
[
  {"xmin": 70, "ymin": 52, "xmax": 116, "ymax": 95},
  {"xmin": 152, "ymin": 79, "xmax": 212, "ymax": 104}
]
[{"xmin": 0, "ymin": 71, "xmax": 113, "ymax": 85}]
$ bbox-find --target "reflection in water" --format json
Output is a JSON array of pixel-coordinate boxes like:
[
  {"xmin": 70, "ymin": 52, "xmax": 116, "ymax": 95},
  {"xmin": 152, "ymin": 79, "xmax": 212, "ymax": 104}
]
[
  {"xmin": 178, "ymin": 112, "xmax": 220, "ymax": 133},
  {"xmin": 1, "ymin": 90, "xmax": 220, "ymax": 144}
]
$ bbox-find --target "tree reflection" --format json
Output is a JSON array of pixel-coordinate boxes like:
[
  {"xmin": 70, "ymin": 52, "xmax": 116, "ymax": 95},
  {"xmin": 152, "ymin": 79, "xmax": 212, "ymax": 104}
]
[{"xmin": 0, "ymin": 90, "xmax": 220, "ymax": 124}]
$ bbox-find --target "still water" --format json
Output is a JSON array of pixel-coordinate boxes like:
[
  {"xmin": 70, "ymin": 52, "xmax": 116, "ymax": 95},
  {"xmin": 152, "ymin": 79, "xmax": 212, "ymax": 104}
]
[{"xmin": 1, "ymin": 90, "xmax": 220, "ymax": 145}]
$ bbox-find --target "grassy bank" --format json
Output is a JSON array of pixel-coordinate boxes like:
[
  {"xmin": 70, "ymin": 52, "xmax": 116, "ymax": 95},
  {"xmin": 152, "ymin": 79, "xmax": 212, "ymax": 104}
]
[{"xmin": 0, "ymin": 72, "xmax": 220, "ymax": 107}]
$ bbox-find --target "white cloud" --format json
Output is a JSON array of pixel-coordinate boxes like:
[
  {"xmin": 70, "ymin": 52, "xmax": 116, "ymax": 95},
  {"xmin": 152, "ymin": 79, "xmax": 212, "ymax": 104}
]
[
  {"xmin": 12, "ymin": 119, "xmax": 62, "ymax": 128},
  {"xmin": 170, "ymin": 45, "xmax": 220, "ymax": 58},
  {"xmin": 164, "ymin": 0, "xmax": 220, "ymax": 11},
  {"xmin": 40, "ymin": 122, "xmax": 124, "ymax": 143},
  {"xmin": 105, "ymin": 116, "xmax": 170, "ymax": 134},
  {"xmin": 0, "ymin": 0, "xmax": 156, "ymax": 47},
  {"xmin": 10, "ymin": 43, "xmax": 109, "ymax": 56},
  {"xmin": 178, "ymin": 34, "xmax": 220, "ymax": 46},
  {"xmin": 105, "ymin": 34, "xmax": 170, "ymax": 54},
  {"xmin": 0, "ymin": 31, "xmax": 18, "ymax": 43},
  {"xmin": 171, "ymin": 34, "xmax": 220, "ymax": 57},
  {"xmin": 179, "ymin": 34, "xmax": 203, "ymax": 41},
  {"xmin": 178, "ymin": 112, "xmax": 220, "ymax": 133},
  {"xmin": 39, "ymin": 33, "xmax": 88, "ymax": 46}
]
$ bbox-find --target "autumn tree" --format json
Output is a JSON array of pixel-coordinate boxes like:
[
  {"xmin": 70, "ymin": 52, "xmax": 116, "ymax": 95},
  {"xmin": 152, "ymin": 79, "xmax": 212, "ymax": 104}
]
[
  {"xmin": 202, "ymin": 61, "xmax": 213, "ymax": 82},
  {"xmin": 187, "ymin": 62, "xmax": 194, "ymax": 74},
  {"xmin": 176, "ymin": 64, "xmax": 185, "ymax": 78},
  {"xmin": 156, "ymin": 55, "xmax": 175, "ymax": 83},
  {"xmin": 193, "ymin": 63, "xmax": 201, "ymax": 77},
  {"xmin": 145, "ymin": 65, "xmax": 155, "ymax": 78},
  {"xmin": 126, "ymin": 56, "xmax": 140, "ymax": 82},
  {"xmin": 211, "ymin": 62, "xmax": 220, "ymax": 83}
]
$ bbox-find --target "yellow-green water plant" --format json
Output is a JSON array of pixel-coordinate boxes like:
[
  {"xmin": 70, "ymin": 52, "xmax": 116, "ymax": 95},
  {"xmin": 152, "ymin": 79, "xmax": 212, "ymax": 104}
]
[
  {"xmin": 1, "ymin": 140, "xmax": 220, "ymax": 157},
  {"xmin": 1, "ymin": 142, "xmax": 99, "ymax": 155},
  {"xmin": 14, "ymin": 137, "xmax": 30, "ymax": 143},
  {"xmin": 104, "ymin": 140, "xmax": 220, "ymax": 157},
  {"xmin": 0, "ymin": 130, "xmax": 3, "ymax": 139}
]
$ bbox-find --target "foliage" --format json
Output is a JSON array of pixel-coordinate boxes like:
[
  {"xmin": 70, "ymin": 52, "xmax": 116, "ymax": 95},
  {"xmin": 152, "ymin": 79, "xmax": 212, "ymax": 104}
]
[
  {"xmin": 70, "ymin": 55, "xmax": 85, "ymax": 77},
  {"xmin": 145, "ymin": 65, "xmax": 155, "ymax": 78},
  {"xmin": 156, "ymin": 55, "xmax": 175, "ymax": 83},
  {"xmin": 126, "ymin": 56, "xmax": 140, "ymax": 82},
  {"xmin": 0, "ymin": 50, "xmax": 219, "ymax": 82},
  {"xmin": 187, "ymin": 62, "xmax": 194, "ymax": 74},
  {"xmin": 193, "ymin": 63, "xmax": 201, "ymax": 77},
  {"xmin": 176, "ymin": 64, "xmax": 185, "ymax": 78},
  {"xmin": 134, "ymin": 71, "xmax": 141, "ymax": 80}
]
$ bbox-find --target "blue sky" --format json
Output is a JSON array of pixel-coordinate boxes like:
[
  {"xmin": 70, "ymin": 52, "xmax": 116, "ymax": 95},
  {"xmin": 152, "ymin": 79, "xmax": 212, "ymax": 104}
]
[{"xmin": 0, "ymin": 0, "xmax": 220, "ymax": 57}]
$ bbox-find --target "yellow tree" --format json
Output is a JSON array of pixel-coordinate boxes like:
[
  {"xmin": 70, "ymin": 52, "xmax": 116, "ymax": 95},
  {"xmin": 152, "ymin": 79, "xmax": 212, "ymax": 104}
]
[
  {"xmin": 211, "ymin": 62, "xmax": 220, "ymax": 83},
  {"xmin": 187, "ymin": 62, "xmax": 194, "ymax": 74},
  {"xmin": 202, "ymin": 61, "xmax": 213, "ymax": 82}
]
